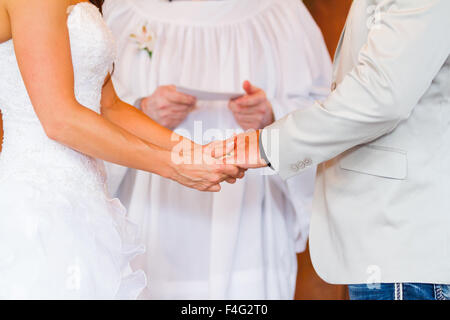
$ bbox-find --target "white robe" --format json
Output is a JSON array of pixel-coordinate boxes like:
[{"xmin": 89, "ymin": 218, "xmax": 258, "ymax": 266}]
[{"xmin": 103, "ymin": 0, "xmax": 332, "ymax": 299}]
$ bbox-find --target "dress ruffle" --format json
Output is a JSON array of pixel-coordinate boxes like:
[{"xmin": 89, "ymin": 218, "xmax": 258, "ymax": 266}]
[
  {"xmin": 0, "ymin": 177, "xmax": 147, "ymax": 300},
  {"xmin": 0, "ymin": 2, "xmax": 146, "ymax": 299}
]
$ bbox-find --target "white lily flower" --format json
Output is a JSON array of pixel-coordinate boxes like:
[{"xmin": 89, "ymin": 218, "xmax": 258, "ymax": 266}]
[{"xmin": 130, "ymin": 24, "xmax": 156, "ymax": 58}]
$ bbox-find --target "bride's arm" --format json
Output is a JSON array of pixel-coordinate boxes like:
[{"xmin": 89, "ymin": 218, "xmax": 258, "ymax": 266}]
[
  {"xmin": 6, "ymin": 0, "xmax": 240, "ymax": 191},
  {"xmin": 100, "ymin": 77, "xmax": 182, "ymax": 151}
]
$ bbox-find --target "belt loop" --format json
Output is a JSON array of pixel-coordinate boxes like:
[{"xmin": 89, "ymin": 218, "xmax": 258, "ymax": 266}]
[{"xmin": 395, "ymin": 283, "xmax": 403, "ymax": 300}]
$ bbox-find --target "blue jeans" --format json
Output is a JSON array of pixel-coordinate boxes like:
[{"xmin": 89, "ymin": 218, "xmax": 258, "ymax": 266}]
[{"xmin": 348, "ymin": 283, "xmax": 450, "ymax": 300}]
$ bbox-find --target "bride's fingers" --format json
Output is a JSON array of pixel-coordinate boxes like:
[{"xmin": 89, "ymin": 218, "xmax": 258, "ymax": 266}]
[
  {"xmin": 204, "ymin": 141, "xmax": 221, "ymax": 158},
  {"xmin": 205, "ymin": 184, "xmax": 221, "ymax": 192},
  {"xmin": 238, "ymin": 168, "xmax": 247, "ymax": 179},
  {"xmin": 217, "ymin": 164, "xmax": 241, "ymax": 179},
  {"xmin": 225, "ymin": 177, "xmax": 237, "ymax": 184},
  {"xmin": 225, "ymin": 137, "xmax": 236, "ymax": 154}
]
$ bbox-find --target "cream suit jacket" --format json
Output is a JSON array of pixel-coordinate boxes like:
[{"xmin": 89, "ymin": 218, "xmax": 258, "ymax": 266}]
[{"xmin": 262, "ymin": 0, "xmax": 450, "ymax": 284}]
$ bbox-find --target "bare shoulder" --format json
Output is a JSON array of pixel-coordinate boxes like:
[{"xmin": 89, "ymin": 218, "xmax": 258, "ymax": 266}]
[
  {"xmin": 5, "ymin": 0, "xmax": 76, "ymax": 45},
  {"xmin": 5, "ymin": 0, "xmax": 72, "ymax": 20},
  {"xmin": 0, "ymin": 0, "xmax": 11, "ymax": 43},
  {"xmin": 5, "ymin": 0, "xmax": 72, "ymax": 9}
]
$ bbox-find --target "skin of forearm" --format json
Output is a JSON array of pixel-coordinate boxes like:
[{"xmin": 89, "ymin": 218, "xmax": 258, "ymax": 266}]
[
  {"xmin": 102, "ymin": 98, "xmax": 185, "ymax": 151},
  {"xmin": 49, "ymin": 101, "xmax": 176, "ymax": 179}
]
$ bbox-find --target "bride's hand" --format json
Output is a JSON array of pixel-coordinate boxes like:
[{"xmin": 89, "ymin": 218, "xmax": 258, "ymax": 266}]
[{"xmin": 168, "ymin": 141, "xmax": 245, "ymax": 192}]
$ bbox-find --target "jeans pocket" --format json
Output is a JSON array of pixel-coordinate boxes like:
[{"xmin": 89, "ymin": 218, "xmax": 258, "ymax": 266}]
[{"xmin": 435, "ymin": 285, "xmax": 450, "ymax": 300}]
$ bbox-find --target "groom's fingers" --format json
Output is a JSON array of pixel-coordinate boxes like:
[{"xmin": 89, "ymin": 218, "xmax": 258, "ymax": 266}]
[
  {"xmin": 232, "ymin": 131, "xmax": 264, "ymax": 168},
  {"xmin": 209, "ymin": 140, "xmax": 226, "ymax": 158},
  {"xmin": 205, "ymin": 184, "xmax": 221, "ymax": 192},
  {"xmin": 225, "ymin": 137, "xmax": 236, "ymax": 155},
  {"xmin": 208, "ymin": 139, "xmax": 235, "ymax": 159}
]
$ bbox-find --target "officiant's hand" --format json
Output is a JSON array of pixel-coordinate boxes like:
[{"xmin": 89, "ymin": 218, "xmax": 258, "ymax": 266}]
[
  {"xmin": 229, "ymin": 81, "xmax": 274, "ymax": 131},
  {"xmin": 140, "ymin": 85, "xmax": 197, "ymax": 130}
]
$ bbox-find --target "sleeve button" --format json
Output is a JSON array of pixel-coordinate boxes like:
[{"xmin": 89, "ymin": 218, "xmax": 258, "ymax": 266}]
[{"xmin": 297, "ymin": 161, "xmax": 306, "ymax": 170}]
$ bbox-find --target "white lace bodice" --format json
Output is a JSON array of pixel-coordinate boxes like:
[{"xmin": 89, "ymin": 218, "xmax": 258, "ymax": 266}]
[{"xmin": 0, "ymin": 3, "xmax": 115, "ymax": 194}]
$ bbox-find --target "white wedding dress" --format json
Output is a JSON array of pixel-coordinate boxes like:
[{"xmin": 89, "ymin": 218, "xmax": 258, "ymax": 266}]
[{"xmin": 0, "ymin": 3, "xmax": 146, "ymax": 299}]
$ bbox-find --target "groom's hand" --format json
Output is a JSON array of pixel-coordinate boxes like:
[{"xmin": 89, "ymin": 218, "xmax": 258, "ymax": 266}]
[
  {"xmin": 207, "ymin": 131, "xmax": 268, "ymax": 170},
  {"xmin": 231, "ymin": 130, "xmax": 268, "ymax": 169},
  {"xmin": 140, "ymin": 85, "xmax": 196, "ymax": 130}
]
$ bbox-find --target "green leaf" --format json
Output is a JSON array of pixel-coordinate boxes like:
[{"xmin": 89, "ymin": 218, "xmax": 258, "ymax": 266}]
[{"xmin": 145, "ymin": 48, "xmax": 153, "ymax": 58}]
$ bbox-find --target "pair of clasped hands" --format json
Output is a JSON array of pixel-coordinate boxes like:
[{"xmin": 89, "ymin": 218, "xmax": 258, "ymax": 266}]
[
  {"xmin": 171, "ymin": 129, "xmax": 268, "ymax": 192},
  {"xmin": 148, "ymin": 81, "xmax": 274, "ymax": 192}
]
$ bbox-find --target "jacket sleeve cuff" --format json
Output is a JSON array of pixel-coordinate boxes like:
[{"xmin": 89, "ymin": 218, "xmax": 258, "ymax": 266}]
[{"xmin": 259, "ymin": 130, "xmax": 272, "ymax": 169}]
